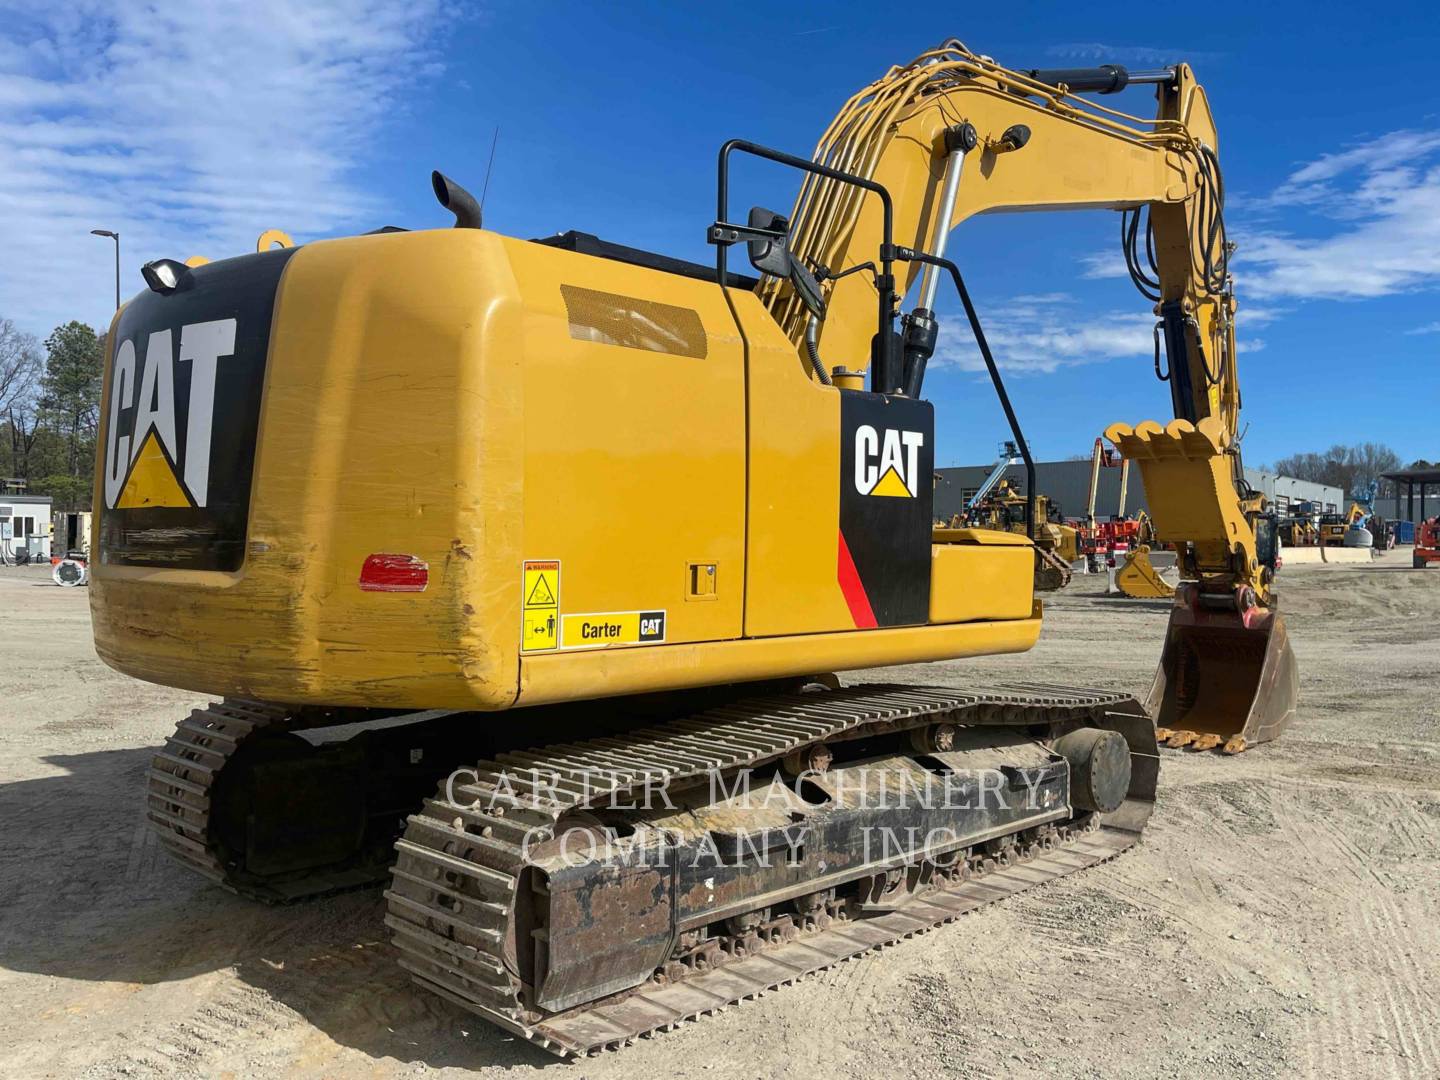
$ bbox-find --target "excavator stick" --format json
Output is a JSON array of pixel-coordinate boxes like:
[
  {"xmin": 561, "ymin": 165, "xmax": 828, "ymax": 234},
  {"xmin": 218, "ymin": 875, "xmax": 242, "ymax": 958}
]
[
  {"xmin": 1147, "ymin": 599, "xmax": 1298, "ymax": 753},
  {"xmin": 1105, "ymin": 419, "xmax": 1300, "ymax": 752}
]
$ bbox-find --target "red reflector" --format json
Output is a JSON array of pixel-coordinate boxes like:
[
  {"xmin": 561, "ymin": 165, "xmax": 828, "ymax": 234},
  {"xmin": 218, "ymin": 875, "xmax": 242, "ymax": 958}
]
[{"xmin": 359, "ymin": 553, "xmax": 429, "ymax": 593}]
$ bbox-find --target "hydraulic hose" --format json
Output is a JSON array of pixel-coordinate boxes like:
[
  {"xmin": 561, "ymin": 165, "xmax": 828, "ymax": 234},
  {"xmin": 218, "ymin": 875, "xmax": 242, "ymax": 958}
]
[{"xmin": 804, "ymin": 315, "xmax": 834, "ymax": 385}]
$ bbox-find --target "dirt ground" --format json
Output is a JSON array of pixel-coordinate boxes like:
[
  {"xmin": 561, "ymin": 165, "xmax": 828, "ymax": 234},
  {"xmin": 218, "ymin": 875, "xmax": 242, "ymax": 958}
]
[{"xmin": 1, "ymin": 553, "xmax": 1437, "ymax": 1079}]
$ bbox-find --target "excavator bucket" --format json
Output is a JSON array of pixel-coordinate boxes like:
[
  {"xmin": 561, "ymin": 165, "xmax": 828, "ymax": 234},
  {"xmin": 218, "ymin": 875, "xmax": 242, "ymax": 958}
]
[
  {"xmin": 1113, "ymin": 546, "xmax": 1176, "ymax": 599},
  {"xmin": 1104, "ymin": 418, "xmax": 1300, "ymax": 752},
  {"xmin": 1146, "ymin": 600, "xmax": 1299, "ymax": 753}
]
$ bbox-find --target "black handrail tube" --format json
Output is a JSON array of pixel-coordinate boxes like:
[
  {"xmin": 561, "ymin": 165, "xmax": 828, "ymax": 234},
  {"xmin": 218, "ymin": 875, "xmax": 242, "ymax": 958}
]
[
  {"xmin": 715, "ymin": 140, "xmax": 898, "ymax": 392},
  {"xmin": 900, "ymin": 248, "xmax": 1036, "ymax": 540}
]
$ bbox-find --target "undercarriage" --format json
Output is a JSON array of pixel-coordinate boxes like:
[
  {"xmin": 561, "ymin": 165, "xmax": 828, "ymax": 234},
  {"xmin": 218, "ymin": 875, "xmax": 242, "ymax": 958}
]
[
  {"xmin": 146, "ymin": 682, "xmax": 1155, "ymax": 1054},
  {"xmin": 382, "ymin": 683, "xmax": 1155, "ymax": 1055}
]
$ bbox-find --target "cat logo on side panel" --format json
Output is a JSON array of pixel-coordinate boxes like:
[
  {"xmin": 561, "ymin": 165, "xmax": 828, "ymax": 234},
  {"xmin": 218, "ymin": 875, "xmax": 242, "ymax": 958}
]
[{"xmin": 853, "ymin": 425, "xmax": 924, "ymax": 498}]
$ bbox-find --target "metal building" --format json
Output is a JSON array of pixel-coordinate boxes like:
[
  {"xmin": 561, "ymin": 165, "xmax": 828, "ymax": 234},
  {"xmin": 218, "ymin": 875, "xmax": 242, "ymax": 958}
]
[
  {"xmin": 0, "ymin": 494, "xmax": 53, "ymax": 562},
  {"xmin": 933, "ymin": 459, "xmax": 1342, "ymax": 522},
  {"xmin": 1375, "ymin": 467, "xmax": 1440, "ymax": 524}
]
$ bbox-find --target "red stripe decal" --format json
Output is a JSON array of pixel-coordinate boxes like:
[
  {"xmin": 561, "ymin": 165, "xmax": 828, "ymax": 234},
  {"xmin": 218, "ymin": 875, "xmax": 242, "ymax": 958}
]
[{"xmin": 837, "ymin": 529, "xmax": 878, "ymax": 629}]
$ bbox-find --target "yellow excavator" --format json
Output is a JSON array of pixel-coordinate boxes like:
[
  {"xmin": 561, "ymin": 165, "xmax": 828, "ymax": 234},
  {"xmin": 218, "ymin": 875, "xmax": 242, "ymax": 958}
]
[
  {"xmin": 952, "ymin": 478, "xmax": 1080, "ymax": 590},
  {"xmin": 91, "ymin": 40, "xmax": 1296, "ymax": 1055}
]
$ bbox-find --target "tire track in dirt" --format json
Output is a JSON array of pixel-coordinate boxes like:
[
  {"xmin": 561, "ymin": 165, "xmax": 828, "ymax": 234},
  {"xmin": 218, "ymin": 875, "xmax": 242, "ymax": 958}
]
[
  {"xmin": 1367, "ymin": 881, "xmax": 1439, "ymax": 1074},
  {"xmin": 1296, "ymin": 789, "xmax": 1440, "ymax": 1079}
]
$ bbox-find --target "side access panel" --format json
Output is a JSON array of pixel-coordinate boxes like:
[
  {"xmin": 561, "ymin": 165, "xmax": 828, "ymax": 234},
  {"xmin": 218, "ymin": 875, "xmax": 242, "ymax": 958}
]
[
  {"xmin": 741, "ymin": 286, "xmax": 934, "ymax": 637},
  {"xmin": 507, "ymin": 239, "xmax": 747, "ymax": 655},
  {"xmin": 836, "ymin": 392, "xmax": 934, "ymax": 628}
]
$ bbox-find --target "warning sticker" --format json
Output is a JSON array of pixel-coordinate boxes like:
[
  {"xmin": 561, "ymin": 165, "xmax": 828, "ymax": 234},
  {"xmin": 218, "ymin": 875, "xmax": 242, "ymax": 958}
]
[
  {"xmin": 561, "ymin": 610, "xmax": 666, "ymax": 650},
  {"xmin": 521, "ymin": 560, "xmax": 560, "ymax": 652}
]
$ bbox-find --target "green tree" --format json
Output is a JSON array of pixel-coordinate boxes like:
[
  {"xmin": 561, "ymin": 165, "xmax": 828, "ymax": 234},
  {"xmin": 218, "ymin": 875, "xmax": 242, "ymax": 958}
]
[
  {"xmin": 1271, "ymin": 443, "xmax": 1402, "ymax": 499},
  {"xmin": 0, "ymin": 317, "xmax": 42, "ymax": 484},
  {"xmin": 35, "ymin": 474, "xmax": 93, "ymax": 508},
  {"xmin": 37, "ymin": 321, "xmax": 104, "ymax": 510}
]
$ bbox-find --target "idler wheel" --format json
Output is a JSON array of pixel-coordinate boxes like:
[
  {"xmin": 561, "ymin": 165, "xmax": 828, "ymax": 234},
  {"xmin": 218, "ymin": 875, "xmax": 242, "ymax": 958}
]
[{"xmin": 1051, "ymin": 727, "xmax": 1132, "ymax": 814}]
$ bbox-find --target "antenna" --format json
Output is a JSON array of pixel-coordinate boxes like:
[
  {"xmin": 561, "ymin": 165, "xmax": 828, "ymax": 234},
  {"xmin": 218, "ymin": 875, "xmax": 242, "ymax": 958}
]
[{"xmin": 479, "ymin": 126, "xmax": 500, "ymax": 214}]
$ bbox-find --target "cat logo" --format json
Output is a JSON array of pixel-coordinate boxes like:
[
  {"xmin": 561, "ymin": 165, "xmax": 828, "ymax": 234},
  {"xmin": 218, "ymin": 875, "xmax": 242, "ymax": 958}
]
[
  {"xmin": 102, "ymin": 318, "xmax": 237, "ymax": 510},
  {"xmin": 853, "ymin": 424, "xmax": 924, "ymax": 498}
]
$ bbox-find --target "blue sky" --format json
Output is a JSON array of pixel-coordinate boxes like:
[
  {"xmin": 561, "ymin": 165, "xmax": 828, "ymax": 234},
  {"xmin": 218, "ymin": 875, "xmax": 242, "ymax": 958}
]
[{"xmin": 3, "ymin": 2, "xmax": 1438, "ymax": 468}]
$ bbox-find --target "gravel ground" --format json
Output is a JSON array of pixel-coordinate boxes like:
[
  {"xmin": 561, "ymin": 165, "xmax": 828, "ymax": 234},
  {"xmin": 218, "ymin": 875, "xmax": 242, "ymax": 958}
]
[{"xmin": 0, "ymin": 551, "xmax": 1436, "ymax": 1079}]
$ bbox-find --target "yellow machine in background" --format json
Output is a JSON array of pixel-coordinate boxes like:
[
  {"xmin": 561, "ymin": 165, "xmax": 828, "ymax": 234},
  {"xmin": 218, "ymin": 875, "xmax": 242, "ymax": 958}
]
[
  {"xmin": 89, "ymin": 40, "xmax": 1295, "ymax": 1054},
  {"xmin": 956, "ymin": 478, "xmax": 1079, "ymax": 589},
  {"xmin": 1114, "ymin": 545, "xmax": 1177, "ymax": 599},
  {"xmin": 1111, "ymin": 509, "xmax": 1178, "ymax": 600},
  {"xmin": 1281, "ymin": 515, "xmax": 1320, "ymax": 547},
  {"xmin": 1320, "ymin": 513, "xmax": 1349, "ymax": 546}
]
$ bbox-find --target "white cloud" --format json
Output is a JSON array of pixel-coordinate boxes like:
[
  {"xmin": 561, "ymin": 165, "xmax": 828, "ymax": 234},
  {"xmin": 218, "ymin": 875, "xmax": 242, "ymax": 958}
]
[
  {"xmin": 1078, "ymin": 252, "xmax": 1128, "ymax": 280},
  {"xmin": 1239, "ymin": 305, "xmax": 1278, "ymax": 327},
  {"xmin": 1238, "ymin": 129, "xmax": 1440, "ymax": 300},
  {"xmin": 1405, "ymin": 322, "xmax": 1440, "ymax": 335},
  {"xmin": 1043, "ymin": 42, "xmax": 1223, "ymax": 66},
  {"xmin": 1267, "ymin": 130, "xmax": 1440, "ymax": 210},
  {"xmin": 931, "ymin": 293, "xmax": 1156, "ymax": 375},
  {"xmin": 0, "ymin": 2, "xmax": 450, "ymax": 338},
  {"xmin": 1009, "ymin": 292, "xmax": 1073, "ymax": 304},
  {"xmin": 1077, "ymin": 129, "xmax": 1440, "ymax": 311}
]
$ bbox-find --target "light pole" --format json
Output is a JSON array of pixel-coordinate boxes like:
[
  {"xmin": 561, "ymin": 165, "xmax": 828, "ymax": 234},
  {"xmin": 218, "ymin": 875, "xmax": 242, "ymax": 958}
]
[{"xmin": 90, "ymin": 228, "xmax": 120, "ymax": 310}]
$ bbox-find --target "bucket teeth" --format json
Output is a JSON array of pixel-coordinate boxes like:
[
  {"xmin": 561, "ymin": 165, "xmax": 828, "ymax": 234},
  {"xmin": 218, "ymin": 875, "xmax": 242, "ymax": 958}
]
[
  {"xmin": 1190, "ymin": 734, "xmax": 1223, "ymax": 752},
  {"xmin": 1147, "ymin": 600, "xmax": 1299, "ymax": 754},
  {"xmin": 1103, "ymin": 417, "xmax": 1228, "ymax": 460}
]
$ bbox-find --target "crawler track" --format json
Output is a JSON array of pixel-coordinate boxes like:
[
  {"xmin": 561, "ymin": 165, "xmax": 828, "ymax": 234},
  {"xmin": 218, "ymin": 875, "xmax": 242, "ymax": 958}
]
[
  {"xmin": 147, "ymin": 699, "xmax": 291, "ymax": 894},
  {"xmin": 385, "ymin": 682, "xmax": 1157, "ymax": 1056},
  {"xmin": 146, "ymin": 699, "xmax": 393, "ymax": 902},
  {"xmin": 1035, "ymin": 546, "xmax": 1075, "ymax": 591}
]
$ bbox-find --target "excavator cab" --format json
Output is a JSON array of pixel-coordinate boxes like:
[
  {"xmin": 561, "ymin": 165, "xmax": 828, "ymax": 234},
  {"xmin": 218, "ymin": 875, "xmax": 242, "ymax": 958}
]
[{"xmin": 1253, "ymin": 512, "xmax": 1280, "ymax": 569}]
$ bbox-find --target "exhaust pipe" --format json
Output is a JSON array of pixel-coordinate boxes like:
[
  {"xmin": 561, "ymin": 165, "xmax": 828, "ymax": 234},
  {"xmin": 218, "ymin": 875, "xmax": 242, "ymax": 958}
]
[{"xmin": 431, "ymin": 171, "xmax": 482, "ymax": 229}]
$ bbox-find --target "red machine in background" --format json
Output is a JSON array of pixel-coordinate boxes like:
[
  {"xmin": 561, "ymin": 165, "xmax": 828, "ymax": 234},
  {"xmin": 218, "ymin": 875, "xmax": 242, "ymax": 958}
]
[
  {"xmin": 1075, "ymin": 438, "xmax": 1175, "ymax": 598},
  {"xmin": 1092, "ymin": 516, "xmax": 1148, "ymax": 562},
  {"xmin": 1078, "ymin": 439, "xmax": 1128, "ymax": 565},
  {"xmin": 1416, "ymin": 518, "xmax": 1440, "ymax": 569},
  {"xmin": 1077, "ymin": 438, "xmax": 1157, "ymax": 565}
]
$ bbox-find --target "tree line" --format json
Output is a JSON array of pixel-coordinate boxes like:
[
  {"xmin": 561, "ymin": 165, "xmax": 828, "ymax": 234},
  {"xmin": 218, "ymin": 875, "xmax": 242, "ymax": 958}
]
[
  {"xmin": 0, "ymin": 317, "xmax": 104, "ymax": 510},
  {"xmin": 1265, "ymin": 443, "xmax": 1423, "ymax": 500}
]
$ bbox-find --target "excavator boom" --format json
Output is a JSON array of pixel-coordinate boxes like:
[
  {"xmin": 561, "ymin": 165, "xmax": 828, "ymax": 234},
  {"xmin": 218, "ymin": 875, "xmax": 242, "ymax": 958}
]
[{"xmin": 762, "ymin": 40, "xmax": 1296, "ymax": 751}]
